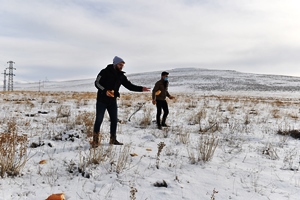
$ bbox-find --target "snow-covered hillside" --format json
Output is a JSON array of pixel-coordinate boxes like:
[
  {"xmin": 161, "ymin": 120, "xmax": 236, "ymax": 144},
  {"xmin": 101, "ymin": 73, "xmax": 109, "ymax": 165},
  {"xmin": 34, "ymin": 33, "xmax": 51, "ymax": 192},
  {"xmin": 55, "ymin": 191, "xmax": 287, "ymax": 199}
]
[{"xmin": 11, "ymin": 68, "xmax": 300, "ymax": 93}]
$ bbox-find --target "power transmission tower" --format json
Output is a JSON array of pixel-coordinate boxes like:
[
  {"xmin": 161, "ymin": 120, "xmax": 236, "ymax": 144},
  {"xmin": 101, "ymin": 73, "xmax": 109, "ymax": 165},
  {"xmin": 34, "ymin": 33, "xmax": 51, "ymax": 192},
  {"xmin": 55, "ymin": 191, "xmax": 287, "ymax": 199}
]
[
  {"xmin": 7, "ymin": 61, "xmax": 16, "ymax": 91},
  {"xmin": 1, "ymin": 69, "xmax": 7, "ymax": 91}
]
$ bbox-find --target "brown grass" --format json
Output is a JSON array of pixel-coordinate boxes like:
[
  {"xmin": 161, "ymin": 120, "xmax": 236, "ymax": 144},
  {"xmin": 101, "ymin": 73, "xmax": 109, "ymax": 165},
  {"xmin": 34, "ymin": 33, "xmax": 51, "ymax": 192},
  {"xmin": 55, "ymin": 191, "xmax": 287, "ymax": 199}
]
[
  {"xmin": 75, "ymin": 111, "xmax": 95, "ymax": 136},
  {"xmin": 0, "ymin": 119, "xmax": 28, "ymax": 177}
]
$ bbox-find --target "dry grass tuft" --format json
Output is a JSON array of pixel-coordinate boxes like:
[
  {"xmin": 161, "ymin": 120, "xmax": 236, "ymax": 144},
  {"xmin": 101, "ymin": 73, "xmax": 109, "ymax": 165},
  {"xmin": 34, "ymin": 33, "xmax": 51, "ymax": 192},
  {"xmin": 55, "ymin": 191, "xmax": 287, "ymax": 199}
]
[
  {"xmin": 115, "ymin": 144, "xmax": 131, "ymax": 174},
  {"xmin": 130, "ymin": 186, "xmax": 138, "ymax": 200},
  {"xmin": 156, "ymin": 142, "xmax": 166, "ymax": 169},
  {"xmin": 139, "ymin": 106, "xmax": 153, "ymax": 127},
  {"xmin": 88, "ymin": 134, "xmax": 114, "ymax": 165},
  {"xmin": 188, "ymin": 134, "xmax": 218, "ymax": 164},
  {"xmin": 271, "ymin": 109, "xmax": 281, "ymax": 119},
  {"xmin": 197, "ymin": 134, "xmax": 219, "ymax": 162},
  {"xmin": 75, "ymin": 111, "xmax": 95, "ymax": 137},
  {"xmin": 0, "ymin": 119, "xmax": 28, "ymax": 177}
]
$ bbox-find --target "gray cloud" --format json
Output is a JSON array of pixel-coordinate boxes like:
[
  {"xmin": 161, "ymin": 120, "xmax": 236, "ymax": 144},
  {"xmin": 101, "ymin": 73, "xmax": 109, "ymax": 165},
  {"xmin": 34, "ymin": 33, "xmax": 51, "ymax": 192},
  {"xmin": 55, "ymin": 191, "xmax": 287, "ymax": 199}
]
[{"xmin": 1, "ymin": 0, "xmax": 300, "ymax": 82}]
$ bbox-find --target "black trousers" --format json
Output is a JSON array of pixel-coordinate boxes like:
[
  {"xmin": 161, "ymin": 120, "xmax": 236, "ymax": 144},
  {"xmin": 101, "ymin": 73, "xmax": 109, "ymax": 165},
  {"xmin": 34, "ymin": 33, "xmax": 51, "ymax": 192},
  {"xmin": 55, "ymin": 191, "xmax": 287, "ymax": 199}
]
[
  {"xmin": 156, "ymin": 100, "xmax": 169, "ymax": 125},
  {"xmin": 93, "ymin": 100, "xmax": 118, "ymax": 138}
]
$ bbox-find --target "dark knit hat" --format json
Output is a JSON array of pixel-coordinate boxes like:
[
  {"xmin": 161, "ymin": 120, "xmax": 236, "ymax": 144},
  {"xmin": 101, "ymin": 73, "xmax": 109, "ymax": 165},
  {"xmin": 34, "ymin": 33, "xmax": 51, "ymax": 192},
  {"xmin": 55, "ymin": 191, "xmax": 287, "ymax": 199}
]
[{"xmin": 161, "ymin": 71, "xmax": 169, "ymax": 76}]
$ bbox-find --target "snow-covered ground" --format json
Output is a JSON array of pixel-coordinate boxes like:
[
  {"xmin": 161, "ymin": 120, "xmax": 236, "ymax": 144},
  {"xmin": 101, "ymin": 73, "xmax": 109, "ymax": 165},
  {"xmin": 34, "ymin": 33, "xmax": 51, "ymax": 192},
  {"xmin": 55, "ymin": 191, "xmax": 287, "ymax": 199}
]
[{"xmin": 1, "ymin": 68, "xmax": 300, "ymax": 199}]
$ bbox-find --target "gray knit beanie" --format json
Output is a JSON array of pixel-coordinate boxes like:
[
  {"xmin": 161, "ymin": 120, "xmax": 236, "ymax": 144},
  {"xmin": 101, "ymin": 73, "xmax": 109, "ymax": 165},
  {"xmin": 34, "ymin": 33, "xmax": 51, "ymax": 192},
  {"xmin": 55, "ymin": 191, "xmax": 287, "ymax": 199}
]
[{"xmin": 113, "ymin": 56, "xmax": 125, "ymax": 65}]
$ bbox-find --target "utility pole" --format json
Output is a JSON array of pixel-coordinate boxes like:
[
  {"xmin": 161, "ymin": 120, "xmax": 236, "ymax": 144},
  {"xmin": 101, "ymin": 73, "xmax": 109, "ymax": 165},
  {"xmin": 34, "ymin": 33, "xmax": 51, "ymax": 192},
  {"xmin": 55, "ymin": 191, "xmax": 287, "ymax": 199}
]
[
  {"xmin": 1, "ymin": 69, "xmax": 7, "ymax": 91},
  {"xmin": 7, "ymin": 61, "xmax": 16, "ymax": 91}
]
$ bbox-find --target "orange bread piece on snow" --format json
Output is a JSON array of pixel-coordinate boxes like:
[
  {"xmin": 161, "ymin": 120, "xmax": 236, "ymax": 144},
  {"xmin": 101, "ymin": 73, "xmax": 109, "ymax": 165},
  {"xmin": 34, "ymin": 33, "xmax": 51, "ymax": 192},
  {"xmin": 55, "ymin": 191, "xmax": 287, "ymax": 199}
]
[
  {"xmin": 46, "ymin": 193, "xmax": 65, "ymax": 200},
  {"xmin": 39, "ymin": 160, "xmax": 47, "ymax": 164}
]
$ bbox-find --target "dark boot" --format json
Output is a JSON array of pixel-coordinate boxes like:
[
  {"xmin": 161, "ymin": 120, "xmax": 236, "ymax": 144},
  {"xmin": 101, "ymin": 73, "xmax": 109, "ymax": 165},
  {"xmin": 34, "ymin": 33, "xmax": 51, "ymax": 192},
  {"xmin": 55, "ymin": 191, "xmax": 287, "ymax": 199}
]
[
  {"xmin": 109, "ymin": 136, "xmax": 123, "ymax": 145},
  {"xmin": 91, "ymin": 132, "xmax": 100, "ymax": 148},
  {"xmin": 156, "ymin": 117, "xmax": 162, "ymax": 129},
  {"xmin": 161, "ymin": 117, "xmax": 169, "ymax": 127},
  {"xmin": 157, "ymin": 122, "xmax": 162, "ymax": 129}
]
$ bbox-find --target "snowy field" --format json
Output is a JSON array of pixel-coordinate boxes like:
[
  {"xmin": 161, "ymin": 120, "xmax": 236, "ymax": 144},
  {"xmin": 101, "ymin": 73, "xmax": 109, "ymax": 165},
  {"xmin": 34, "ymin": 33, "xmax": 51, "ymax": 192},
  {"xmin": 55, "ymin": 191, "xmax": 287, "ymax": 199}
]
[{"xmin": 1, "ymin": 68, "xmax": 300, "ymax": 199}]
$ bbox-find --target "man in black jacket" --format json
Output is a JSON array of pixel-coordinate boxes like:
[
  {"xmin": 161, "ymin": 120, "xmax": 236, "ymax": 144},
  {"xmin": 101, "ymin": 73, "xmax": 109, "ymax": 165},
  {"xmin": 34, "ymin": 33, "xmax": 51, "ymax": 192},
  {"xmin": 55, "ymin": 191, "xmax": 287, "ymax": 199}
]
[{"xmin": 92, "ymin": 56, "xmax": 150, "ymax": 147}]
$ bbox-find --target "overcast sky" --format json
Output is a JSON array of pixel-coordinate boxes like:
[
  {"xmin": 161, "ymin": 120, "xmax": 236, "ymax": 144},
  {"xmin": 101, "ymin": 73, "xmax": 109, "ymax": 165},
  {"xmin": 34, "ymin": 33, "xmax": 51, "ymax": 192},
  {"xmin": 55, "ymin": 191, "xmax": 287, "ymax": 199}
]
[{"xmin": 1, "ymin": 0, "xmax": 300, "ymax": 82}]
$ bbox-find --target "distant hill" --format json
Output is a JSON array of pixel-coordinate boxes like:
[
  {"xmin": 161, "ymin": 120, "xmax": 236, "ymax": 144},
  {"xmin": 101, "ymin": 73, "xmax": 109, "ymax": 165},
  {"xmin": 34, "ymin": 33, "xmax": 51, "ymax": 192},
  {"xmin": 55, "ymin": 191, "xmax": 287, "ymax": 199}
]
[{"xmin": 12, "ymin": 68, "xmax": 300, "ymax": 93}]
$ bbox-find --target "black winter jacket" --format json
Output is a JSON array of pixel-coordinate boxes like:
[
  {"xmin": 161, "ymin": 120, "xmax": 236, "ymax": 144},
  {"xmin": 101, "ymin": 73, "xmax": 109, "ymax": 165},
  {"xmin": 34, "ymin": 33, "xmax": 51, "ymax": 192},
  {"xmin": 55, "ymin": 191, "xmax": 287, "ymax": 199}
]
[{"xmin": 95, "ymin": 64, "xmax": 143, "ymax": 103}]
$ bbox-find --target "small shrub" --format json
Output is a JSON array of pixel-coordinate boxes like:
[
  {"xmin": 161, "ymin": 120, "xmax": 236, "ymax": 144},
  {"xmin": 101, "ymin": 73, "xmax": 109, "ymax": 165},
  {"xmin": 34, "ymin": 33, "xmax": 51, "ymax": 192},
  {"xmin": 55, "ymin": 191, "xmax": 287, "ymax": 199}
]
[
  {"xmin": 75, "ymin": 111, "xmax": 95, "ymax": 137},
  {"xmin": 116, "ymin": 144, "xmax": 131, "ymax": 174},
  {"xmin": 209, "ymin": 188, "xmax": 218, "ymax": 200},
  {"xmin": 139, "ymin": 106, "xmax": 152, "ymax": 127},
  {"xmin": 188, "ymin": 134, "xmax": 218, "ymax": 164},
  {"xmin": 156, "ymin": 142, "xmax": 166, "ymax": 169},
  {"xmin": 130, "ymin": 186, "xmax": 138, "ymax": 200},
  {"xmin": 189, "ymin": 109, "xmax": 206, "ymax": 125},
  {"xmin": 200, "ymin": 122, "xmax": 219, "ymax": 133},
  {"xmin": 271, "ymin": 109, "xmax": 280, "ymax": 119},
  {"xmin": 177, "ymin": 130, "xmax": 190, "ymax": 144},
  {"xmin": 56, "ymin": 105, "xmax": 71, "ymax": 118},
  {"xmin": 198, "ymin": 135, "xmax": 218, "ymax": 162},
  {"xmin": 262, "ymin": 144, "xmax": 279, "ymax": 160},
  {"xmin": 0, "ymin": 120, "xmax": 28, "ymax": 177},
  {"xmin": 88, "ymin": 134, "xmax": 114, "ymax": 165},
  {"xmin": 282, "ymin": 147, "xmax": 298, "ymax": 171}
]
